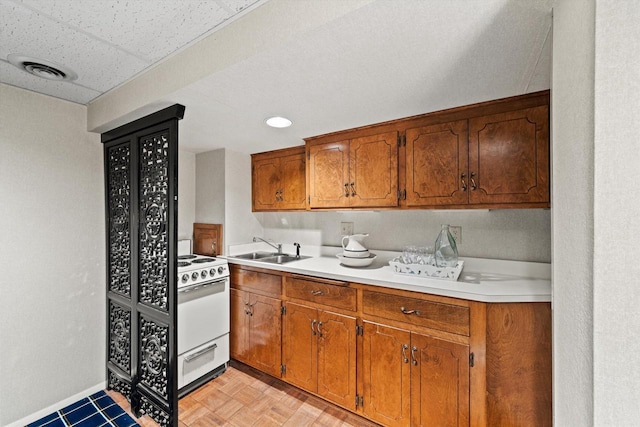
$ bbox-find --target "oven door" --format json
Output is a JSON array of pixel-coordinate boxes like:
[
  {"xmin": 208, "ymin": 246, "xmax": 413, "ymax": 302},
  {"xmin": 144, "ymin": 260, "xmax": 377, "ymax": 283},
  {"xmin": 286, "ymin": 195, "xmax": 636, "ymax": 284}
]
[{"xmin": 177, "ymin": 277, "xmax": 230, "ymax": 354}]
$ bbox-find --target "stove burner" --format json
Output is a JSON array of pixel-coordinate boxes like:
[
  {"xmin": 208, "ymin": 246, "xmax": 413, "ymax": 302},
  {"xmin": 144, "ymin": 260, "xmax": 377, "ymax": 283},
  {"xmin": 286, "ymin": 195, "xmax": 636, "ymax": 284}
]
[
  {"xmin": 192, "ymin": 258, "xmax": 216, "ymax": 263},
  {"xmin": 178, "ymin": 261, "xmax": 191, "ymax": 268},
  {"xmin": 178, "ymin": 255, "xmax": 197, "ymax": 260}
]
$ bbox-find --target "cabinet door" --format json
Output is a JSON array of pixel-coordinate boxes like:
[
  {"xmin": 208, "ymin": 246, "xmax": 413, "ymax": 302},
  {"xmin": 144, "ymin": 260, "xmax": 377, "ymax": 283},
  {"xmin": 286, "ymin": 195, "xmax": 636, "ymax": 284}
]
[
  {"xmin": 468, "ymin": 105, "xmax": 549, "ymax": 205},
  {"xmin": 349, "ymin": 131, "xmax": 399, "ymax": 207},
  {"xmin": 282, "ymin": 302, "xmax": 317, "ymax": 391},
  {"xmin": 362, "ymin": 321, "xmax": 411, "ymax": 427},
  {"xmin": 405, "ymin": 121, "xmax": 469, "ymax": 207},
  {"xmin": 316, "ymin": 311, "xmax": 356, "ymax": 410},
  {"xmin": 308, "ymin": 141, "xmax": 350, "ymax": 208},
  {"xmin": 193, "ymin": 223, "xmax": 222, "ymax": 256},
  {"xmin": 410, "ymin": 333, "xmax": 469, "ymax": 427},
  {"xmin": 252, "ymin": 157, "xmax": 280, "ymax": 210},
  {"xmin": 279, "ymin": 152, "xmax": 307, "ymax": 210},
  {"xmin": 248, "ymin": 293, "xmax": 282, "ymax": 377},
  {"xmin": 230, "ymin": 289, "xmax": 250, "ymax": 362}
]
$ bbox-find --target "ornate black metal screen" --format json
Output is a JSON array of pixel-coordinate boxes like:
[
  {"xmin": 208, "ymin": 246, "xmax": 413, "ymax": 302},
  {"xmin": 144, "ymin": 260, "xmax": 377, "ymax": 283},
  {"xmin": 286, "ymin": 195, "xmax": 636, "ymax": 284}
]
[{"xmin": 103, "ymin": 105, "xmax": 184, "ymax": 426}]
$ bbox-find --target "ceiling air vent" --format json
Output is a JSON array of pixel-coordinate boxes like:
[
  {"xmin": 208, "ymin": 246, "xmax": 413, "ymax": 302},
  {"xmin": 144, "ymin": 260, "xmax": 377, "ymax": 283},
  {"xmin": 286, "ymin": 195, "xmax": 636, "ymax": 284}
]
[{"xmin": 7, "ymin": 54, "xmax": 78, "ymax": 82}]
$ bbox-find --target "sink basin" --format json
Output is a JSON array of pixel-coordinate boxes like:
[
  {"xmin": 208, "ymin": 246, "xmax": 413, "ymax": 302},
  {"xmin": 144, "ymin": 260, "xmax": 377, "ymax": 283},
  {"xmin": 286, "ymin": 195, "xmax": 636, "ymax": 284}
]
[
  {"xmin": 260, "ymin": 254, "xmax": 311, "ymax": 264},
  {"xmin": 230, "ymin": 252, "xmax": 310, "ymax": 264},
  {"xmin": 231, "ymin": 251, "xmax": 278, "ymax": 260}
]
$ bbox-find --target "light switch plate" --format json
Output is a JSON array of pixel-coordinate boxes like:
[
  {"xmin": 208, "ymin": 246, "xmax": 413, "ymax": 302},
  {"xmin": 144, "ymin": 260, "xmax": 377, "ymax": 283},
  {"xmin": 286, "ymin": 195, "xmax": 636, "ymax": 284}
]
[{"xmin": 341, "ymin": 222, "xmax": 354, "ymax": 236}]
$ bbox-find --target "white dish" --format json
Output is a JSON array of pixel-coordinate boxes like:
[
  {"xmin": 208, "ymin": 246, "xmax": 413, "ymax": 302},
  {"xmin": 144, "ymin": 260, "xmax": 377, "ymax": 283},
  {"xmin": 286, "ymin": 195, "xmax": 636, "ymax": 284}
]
[
  {"xmin": 337, "ymin": 253, "xmax": 376, "ymax": 267},
  {"xmin": 342, "ymin": 249, "xmax": 370, "ymax": 258}
]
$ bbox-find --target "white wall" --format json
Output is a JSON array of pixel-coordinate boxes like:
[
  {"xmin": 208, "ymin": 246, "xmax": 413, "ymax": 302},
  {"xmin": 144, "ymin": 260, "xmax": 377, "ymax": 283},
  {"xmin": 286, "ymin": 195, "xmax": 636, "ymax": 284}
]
[
  {"xmin": 552, "ymin": 1, "xmax": 595, "ymax": 424},
  {"xmin": 262, "ymin": 209, "xmax": 551, "ymax": 262},
  {"xmin": 224, "ymin": 150, "xmax": 264, "ymax": 251},
  {"xmin": 195, "ymin": 149, "xmax": 225, "ymax": 227},
  {"xmin": 178, "ymin": 149, "xmax": 196, "ymax": 240},
  {"xmin": 0, "ymin": 84, "xmax": 105, "ymax": 425},
  {"xmin": 593, "ymin": 1, "xmax": 640, "ymax": 423}
]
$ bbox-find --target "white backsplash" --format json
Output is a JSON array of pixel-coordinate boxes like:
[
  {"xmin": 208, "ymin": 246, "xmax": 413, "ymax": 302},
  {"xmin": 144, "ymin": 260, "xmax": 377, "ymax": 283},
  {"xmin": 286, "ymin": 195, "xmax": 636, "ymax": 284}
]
[{"xmin": 259, "ymin": 209, "xmax": 551, "ymax": 263}]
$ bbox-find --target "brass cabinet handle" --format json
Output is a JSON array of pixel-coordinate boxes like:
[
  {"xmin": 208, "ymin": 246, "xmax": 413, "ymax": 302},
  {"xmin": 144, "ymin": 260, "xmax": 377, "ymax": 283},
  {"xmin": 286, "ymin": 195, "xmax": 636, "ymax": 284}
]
[
  {"xmin": 411, "ymin": 346, "xmax": 418, "ymax": 366},
  {"xmin": 311, "ymin": 290, "xmax": 324, "ymax": 296},
  {"xmin": 317, "ymin": 321, "xmax": 323, "ymax": 337},
  {"xmin": 401, "ymin": 344, "xmax": 409, "ymax": 363},
  {"xmin": 344, "ymin": 183, "xmax": 350, "ymax": 197},
  {"xmin": 470, "ymin": 172, "xmax": 477, "ymax": 190},
  {"xmin": 461, "ymin": 173, "xmax": 467, "ymax": 191},
  {"xmin": 350, "ymin": 182, "xmax": 356, "ymax": 196},
  {"xmin": 400, "ymin": 306, "xmax": 421, "ymax": 316},
  {"xmin": 311, "ymin": 319, "xmax": 317, "ymax": 335},
  {"xmin": 212, "ymin": 241, "xmax": 216, "ymax": 256}
]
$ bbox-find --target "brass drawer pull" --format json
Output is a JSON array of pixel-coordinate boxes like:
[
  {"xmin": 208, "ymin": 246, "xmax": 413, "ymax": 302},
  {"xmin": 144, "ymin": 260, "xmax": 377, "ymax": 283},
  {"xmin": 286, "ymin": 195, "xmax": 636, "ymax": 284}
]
[
  {"xmin": 400, "ymin": 306, "xmax": 421, "ymax": 316},
  {"xmin": 311, "ymin": 290, "xmax": 324, "ymax": 296},
  {"xmin": 311, "ymin": 319, "xmax": 317, "ymax": 335},
  {"xmin": 411, "ymin": 346, "xmax": 418, "ymax": 366},
  {"xmin": 317, "ymin": 321, "xmax": 323, "ymax": 337},
  {"xmin": 470, "ymin": 172, "xmax": 477, "ymax": 190},
  {"xmin": 344, "ymin": 183, "xmax": 350, "ymax": 197},
  {"xmin": 350, "ymin": 182, "xmax": 356, "ymax": 196},
  {"xmin": 461, "ymin": 173, "xmax": 467, "ymax": 191},
  {"xmin": 401, "ymin": 343, "xmax": 409, "ymax": 363}
]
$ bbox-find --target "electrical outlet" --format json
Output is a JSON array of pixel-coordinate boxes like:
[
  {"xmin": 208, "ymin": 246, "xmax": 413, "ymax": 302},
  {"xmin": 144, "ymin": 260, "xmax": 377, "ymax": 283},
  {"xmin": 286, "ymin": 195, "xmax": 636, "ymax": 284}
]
[
  {"xmin": 341, "ymin": 222, "xmax": 354, "ymax": 236},
  {"xmin": 449, "ymin": 225, "xmax": 462, "ymax": 245}
]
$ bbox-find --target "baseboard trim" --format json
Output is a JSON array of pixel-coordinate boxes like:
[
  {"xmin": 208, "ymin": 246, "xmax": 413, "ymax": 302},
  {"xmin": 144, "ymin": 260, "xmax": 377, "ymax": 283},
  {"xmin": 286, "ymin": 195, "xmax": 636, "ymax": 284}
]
[{"xmin": 5, "ymin": 381, "xmax": 107, "ymax": 427}]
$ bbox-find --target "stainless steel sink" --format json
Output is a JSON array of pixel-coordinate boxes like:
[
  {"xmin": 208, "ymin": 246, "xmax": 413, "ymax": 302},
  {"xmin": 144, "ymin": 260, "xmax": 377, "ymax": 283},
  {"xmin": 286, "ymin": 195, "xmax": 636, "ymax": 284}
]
[
  {"xmin": 260, "ymin": 254, "xmax": 311, "ymax": 264},
  {"xmin": 231, "ymin": 251, "xmax": 278, "ymax": 260},
  {"xmin": 230, "ymin": 252, "xmax": 310, "ymax": 264}
]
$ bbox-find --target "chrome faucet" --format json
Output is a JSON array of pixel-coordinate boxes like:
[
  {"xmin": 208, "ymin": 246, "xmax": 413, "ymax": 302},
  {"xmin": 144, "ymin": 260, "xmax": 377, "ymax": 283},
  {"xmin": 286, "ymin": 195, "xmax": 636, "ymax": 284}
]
[{"xmin": 253, "ymin": 236, "xmax": 282, "ymax": 254}]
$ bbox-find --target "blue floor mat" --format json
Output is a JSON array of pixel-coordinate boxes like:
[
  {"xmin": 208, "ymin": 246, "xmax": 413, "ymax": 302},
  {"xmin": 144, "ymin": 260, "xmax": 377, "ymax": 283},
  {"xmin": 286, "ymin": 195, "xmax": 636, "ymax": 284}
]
[{"xmin": 27, "ymin": 390, "xmax": 139, "ymax": 427}]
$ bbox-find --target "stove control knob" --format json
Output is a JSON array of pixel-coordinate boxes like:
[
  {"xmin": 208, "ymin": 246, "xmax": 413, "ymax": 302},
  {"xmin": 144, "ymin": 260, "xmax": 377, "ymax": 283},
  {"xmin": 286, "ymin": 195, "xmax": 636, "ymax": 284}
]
[
  {"xmin": 218, "ymin": 266, "xmax": 225, "ymax": 274},
  {"xmin": 201, "ymin": 270, "xmax": 208, "ymax": 278},
  {"xmin": 209, "ymin": 268, "xmax": 216, "ymax": 277},
  {"xmin": 191, "ymin": 272, "xmax": 199, "ymax": 280},
  {"xmin": 181, "ymin": 274, "xmax": 189, "ymax": 283}
]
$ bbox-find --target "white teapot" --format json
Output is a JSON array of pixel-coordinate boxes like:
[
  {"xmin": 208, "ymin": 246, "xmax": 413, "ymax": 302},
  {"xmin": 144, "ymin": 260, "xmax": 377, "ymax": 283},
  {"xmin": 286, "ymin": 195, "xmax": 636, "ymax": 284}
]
[{"xmin": 341, "ymin": 234, "xmax": 370, "ymax": 258}]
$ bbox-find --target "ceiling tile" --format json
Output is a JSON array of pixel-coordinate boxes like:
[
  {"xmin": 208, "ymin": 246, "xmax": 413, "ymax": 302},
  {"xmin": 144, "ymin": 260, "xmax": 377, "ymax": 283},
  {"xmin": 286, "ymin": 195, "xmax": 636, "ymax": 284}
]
[
  {"xmin": 16, "ymin": 0, "xmax": 256, "ymax": 62},
  {"xmin": 1, "ymin": 0, "xmax": 149, "ymax": 94},
  {"xmin": 0, "ymin": 61, "xmax": 100, "ymax": 104}
]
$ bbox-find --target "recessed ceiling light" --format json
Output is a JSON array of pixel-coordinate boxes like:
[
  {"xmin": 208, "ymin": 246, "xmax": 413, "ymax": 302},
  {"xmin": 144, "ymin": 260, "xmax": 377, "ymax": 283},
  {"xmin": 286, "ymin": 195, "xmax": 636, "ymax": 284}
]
[
  {"xmin": 7, "ymin": 54, "xmax": 78, "ymax": 82},
  {"xmin": 265, "ymin": 116, "xmax": 293, "ymax": 128}
]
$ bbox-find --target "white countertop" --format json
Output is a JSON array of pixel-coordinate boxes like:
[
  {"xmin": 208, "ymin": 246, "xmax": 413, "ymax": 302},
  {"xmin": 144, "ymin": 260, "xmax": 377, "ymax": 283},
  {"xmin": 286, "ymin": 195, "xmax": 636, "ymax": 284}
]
[{"xmin": 225, "ymin": 243, "xmax": 551, "ymax": 303}]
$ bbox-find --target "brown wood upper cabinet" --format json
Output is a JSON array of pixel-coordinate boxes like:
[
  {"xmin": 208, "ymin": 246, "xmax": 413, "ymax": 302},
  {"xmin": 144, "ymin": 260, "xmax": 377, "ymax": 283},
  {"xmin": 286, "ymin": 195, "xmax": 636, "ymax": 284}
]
[
  {"xmin": 252, "ymin": 146, "xmax": 306, "ymax": 211},
  {"xmin": 193, "ymin": 223, "xmax": 222, "ymax": 256},
  {"xmin": 404, "ymin": 104, "xmax": 549, "ymax": 208},
  {"xmin": 307, "ymin": 131, "xmax": 399, "ymax": 209}
]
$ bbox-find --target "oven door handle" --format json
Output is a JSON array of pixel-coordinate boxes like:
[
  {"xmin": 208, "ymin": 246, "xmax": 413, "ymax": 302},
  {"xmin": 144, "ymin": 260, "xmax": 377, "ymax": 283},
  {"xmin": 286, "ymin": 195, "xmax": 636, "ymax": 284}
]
[
  {"xmin": 178, "ymin": 277, "xmax": 227, "ymax": 294},
  {"xmin": 184, "ymin": 342, "xmax": 218, "ymax": 362}
]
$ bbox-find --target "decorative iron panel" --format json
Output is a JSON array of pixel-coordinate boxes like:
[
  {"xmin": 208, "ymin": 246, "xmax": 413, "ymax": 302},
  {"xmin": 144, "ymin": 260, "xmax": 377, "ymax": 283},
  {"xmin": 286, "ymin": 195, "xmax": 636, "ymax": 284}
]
[
  {"xmin": 140, "ymin": 395, "xmax": 170, "ymax": 427},
  {"xmin": 108, "ymin": 371, "xmax": 132, "ymax": 399},
  {"xmin": 139, "ymin": 133, "xmax": 169, "ymax": 311},
  {"xmin": 139, "ymin": 315, "xmax": 169, "ymax": 400},
  {"xmin": 104, "ymin": 105, "xmax": 183, "ymax": 426},
  {"xmin": 109, "ymin": 302, "xmax": 131, "ymax": 372},
  {"xmin": 107, "ymin": 144, "xmax": 131, "ymax": 297}
]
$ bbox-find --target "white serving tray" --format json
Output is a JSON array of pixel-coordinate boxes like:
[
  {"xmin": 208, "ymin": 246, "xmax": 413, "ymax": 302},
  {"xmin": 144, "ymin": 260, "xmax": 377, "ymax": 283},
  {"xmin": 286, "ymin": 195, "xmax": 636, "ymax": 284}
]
[{"xmin": 389, "ymin": 260, "xmax": 464, "ymax": 281}]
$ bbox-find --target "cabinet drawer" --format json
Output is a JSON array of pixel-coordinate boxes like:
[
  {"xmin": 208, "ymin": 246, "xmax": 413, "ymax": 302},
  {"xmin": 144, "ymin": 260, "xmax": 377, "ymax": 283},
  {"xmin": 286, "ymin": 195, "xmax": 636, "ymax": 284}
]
[
  {"xmin": 230, "ymin": 266, "xmax": 281, "ymax": 298},
  {"xmin": 362, "ymin": 291, "xmax": 469, "ymax": 336},
  {"xmin": 285, "ymin": 275, "xmax": 356, "ymax": 312}
]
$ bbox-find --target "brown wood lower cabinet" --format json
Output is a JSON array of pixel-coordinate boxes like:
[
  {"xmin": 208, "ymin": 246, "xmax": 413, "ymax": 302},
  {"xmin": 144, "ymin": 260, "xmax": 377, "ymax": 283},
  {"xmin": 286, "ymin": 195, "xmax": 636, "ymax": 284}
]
[
  {"xmin": 230, "ymin": 288, "xmax": 282, "ymax": 377},
  {"xmin": 361, "ymin": 321, "xmax": 469, "ymax": 427},
  {"xmin": 228, "ymin": 265, "xmax": 551, "ymax": 427},
  {"xmin": 282, "ymin": 301, "xmax": 357, "ymax": 410}
]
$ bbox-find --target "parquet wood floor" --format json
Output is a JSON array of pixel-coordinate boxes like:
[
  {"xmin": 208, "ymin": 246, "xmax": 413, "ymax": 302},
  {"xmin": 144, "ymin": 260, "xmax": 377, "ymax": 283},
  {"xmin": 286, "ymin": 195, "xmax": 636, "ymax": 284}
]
[{"xmin": 107, "ymin": 361, "xmax": 381, "ymax": 426}]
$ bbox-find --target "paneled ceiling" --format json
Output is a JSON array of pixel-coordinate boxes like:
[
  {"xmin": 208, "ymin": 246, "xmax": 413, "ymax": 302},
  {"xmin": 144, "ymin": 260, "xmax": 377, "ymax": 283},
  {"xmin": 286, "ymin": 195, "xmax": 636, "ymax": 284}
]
[
  {"xmin": 1, "ymin": 0, "xmax": 553, "ymax": 155},
  {"xmin": 0, "ymin": 0, "xmax": 266, "ymax": 103}
]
